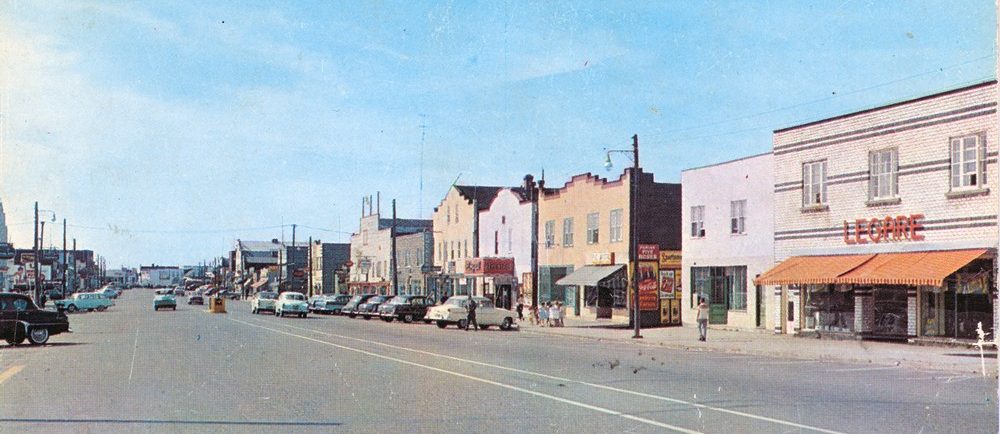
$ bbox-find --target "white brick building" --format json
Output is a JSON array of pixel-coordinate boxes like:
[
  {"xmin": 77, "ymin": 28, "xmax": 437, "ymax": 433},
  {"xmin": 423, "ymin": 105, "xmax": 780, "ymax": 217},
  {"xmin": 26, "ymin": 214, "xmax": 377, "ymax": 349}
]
[
  {"xmin": 758, "ymin": 81, "xmax": 997, "ymax": 340},
  {"xmin": 682, "ymin": 153, "xmax": 774, "ymax": 330}
]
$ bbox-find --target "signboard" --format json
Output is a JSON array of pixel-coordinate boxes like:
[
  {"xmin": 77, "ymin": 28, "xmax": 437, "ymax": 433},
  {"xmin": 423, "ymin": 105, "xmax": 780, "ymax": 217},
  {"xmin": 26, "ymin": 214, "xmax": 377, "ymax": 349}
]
[
  {"xmin": 464, "ymin": 257, "xmax": 515, "ymax": 276},
  {"xmin": 658, "ymin": 250, "xmax": 681, "ymax": 268},
  {"xmin": 589, "ymin": 252, "xmax": 615, "ymax": 266},
  {"xmin": 659, "ymin": 270, "xmax": 676, "ymax": 299},
  {"xmin": 637, "ymin": 261, "xmax": 659, "ymax": 311},
  {"xmin": 637, "ymin": 244, "xmax": 660, "ymax": 261},
  {"xmin": 843, "ymin": 213, "xmax": 925, "ymax": 245},
  {"xmin": 292, "ymin": 269, "xmax": 305, "ymax": 278}
]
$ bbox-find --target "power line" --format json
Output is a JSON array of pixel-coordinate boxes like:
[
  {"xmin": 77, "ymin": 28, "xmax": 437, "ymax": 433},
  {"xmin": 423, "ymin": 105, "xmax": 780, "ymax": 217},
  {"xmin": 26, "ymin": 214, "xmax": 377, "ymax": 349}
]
[{"xmin": 67, "ymin": 223, "xmax": 288, "ymax": 235}]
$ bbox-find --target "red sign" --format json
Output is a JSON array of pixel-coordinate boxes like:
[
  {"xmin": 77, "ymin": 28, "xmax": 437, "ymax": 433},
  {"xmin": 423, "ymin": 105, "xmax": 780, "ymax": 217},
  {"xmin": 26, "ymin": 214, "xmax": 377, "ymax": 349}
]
[
  {"xmin": 637, "ymin": 262, "xmax": 659, "ymax": 310},
  {"xmin": 292, "ymin": 269, "xmax": 305, "ymax": 278},
  {"xmin": 637, "ymin": 244, "xmax": 660, "ymax": 261},
  {"xmin": 843, "ymin": 214, "xmax": 925, "ymax": 245},
  {"xmin": 345, "ymin": 260, "xmax": 354, "ymax": 267},
  {"xmin": 465, "ymin": 258, "xmax": 515, "ymax": 276}
]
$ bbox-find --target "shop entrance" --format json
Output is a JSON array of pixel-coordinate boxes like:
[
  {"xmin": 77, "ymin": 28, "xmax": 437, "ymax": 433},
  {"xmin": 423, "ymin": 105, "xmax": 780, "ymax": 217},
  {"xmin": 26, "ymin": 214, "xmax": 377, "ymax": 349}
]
[
  {"xmin": 873, "ymin": 286, "xmax": 908, "ymax": 337},
  {"xmin": 494, "ymin": 284, "xmax": 513, "ymax": 310}
]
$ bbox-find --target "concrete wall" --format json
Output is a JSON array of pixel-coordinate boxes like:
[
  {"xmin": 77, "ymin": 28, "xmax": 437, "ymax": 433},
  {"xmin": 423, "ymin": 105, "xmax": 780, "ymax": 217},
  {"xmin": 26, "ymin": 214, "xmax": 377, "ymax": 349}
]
[{"xmin": 478, "ymin": 189, "xmax": 532, "ymax": 278}]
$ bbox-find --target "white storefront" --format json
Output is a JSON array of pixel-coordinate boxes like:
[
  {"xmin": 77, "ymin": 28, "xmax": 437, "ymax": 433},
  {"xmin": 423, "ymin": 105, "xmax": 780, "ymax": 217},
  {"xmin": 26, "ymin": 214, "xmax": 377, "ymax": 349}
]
[
  {"xmin": 682, "ymin": 153, "xmax": 775, "ymax": 330},
  {"xmin": 758, "ymin": 81, "xmax": 997, "ymax": 340}
]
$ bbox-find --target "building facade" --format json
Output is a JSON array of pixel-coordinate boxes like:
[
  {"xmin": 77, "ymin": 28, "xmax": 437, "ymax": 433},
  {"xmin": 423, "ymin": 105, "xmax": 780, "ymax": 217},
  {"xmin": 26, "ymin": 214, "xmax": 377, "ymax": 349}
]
[
  {"xmin": 431, "ymin": 185, "xmax": 503, "ymax": 297},
  {"xmin": 396, "ymin": 231, "xmax": 435, "ymax": 297},
  {"xmin": 309, "ymin": 241, "xmax": 350, "ymax": 295},
  {"xmin": 139, "ymin": 265, "xmax": 183, "ymax": 287},
  {"xmin": 682, "ymin": 153, "xmax": 775, "ymax": 330},
  {"xmin": 757, "ymin": 81, "xmax": 997, "ymax": 341},
  {"xmin": 278, "ymin": 244, "xmax": 309, "ymax": 293},
  {"xmin": 476, "ymin": 180, "xmax": 536, "ymax": 310},
  {"xmin": 349, "ymin": 197, "xmax": 433, "ymax": 295}
]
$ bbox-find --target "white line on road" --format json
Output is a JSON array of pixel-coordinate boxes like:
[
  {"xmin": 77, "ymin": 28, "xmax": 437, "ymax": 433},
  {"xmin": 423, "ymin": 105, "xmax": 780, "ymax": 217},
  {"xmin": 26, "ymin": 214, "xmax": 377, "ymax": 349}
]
[
  {"xmin": 127, "ymin": 328, "xmax": 139, "ymax": 386},
  {"xmin": 756, "ymin": 360, "xmax": 822, "ymax": 365},
  {"xmin": 229, "ymin": 318, "xmax": 701, "ymax": 434},
  {"xmin": 826, "ymin": 366, "xmax": 900, "ymax": 373},
  {"xmin": 233, "ymin": 317, "xmax": 846, "ymax": 434},
  {"xmin": 0, "ymin": 365, "xmax": 24, "ymax": 385}
]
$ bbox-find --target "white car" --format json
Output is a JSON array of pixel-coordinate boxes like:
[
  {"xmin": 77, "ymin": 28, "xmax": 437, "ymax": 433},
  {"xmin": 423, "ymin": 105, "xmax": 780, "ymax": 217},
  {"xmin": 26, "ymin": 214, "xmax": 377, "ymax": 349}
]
[
  {"xmin": 425, "ymin": 296, "xmax": 516, "ymax": 330},
  {"xmin": 251, "ymin": 291, "xmax": 278, "ymax": 314},
  {"xmin": 274, "ymin": 292, "xmax": 309, "ymax": 318}
]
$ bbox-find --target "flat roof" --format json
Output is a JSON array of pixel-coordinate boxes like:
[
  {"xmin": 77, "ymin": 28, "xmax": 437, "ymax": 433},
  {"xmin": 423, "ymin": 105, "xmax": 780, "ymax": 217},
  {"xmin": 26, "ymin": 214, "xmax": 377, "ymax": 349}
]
[{"xmin": 681, "ymin": 151, "xmax": 772, "ymax": 173}]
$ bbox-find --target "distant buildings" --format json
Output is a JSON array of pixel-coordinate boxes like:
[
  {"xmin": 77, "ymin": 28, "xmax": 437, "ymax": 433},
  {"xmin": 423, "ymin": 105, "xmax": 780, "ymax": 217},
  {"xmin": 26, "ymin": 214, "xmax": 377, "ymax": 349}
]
[
  {"xmin": 139, "ymin": 265, "xmax": 182, "ymax": 287},
  {"xmin": 348, "ymin": 195, "xmax": 433, "ymax": 295},
  {"xmin": 309, "ymin": 241, "xmax": 350, "ymax": 296}
]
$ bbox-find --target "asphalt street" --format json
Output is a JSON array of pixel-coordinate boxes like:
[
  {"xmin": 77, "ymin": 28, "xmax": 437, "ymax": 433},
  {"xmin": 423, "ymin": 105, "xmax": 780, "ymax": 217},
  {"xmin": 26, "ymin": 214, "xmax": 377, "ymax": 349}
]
[{"xmin": 0, "ymin": 289, "xmax": 995, "ymax": 433}]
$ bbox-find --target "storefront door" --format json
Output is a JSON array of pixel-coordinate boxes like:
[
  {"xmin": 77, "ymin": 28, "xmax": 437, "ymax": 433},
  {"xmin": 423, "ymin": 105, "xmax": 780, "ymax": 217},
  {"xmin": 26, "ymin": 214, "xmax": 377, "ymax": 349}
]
[{"xmin": 873, "ymin": 286, "xmax": 908, "ymax": 337}]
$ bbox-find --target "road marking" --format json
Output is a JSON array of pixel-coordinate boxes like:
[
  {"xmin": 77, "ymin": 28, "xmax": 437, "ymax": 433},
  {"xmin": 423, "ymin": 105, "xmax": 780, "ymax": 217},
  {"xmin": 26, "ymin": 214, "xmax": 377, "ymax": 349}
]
[
  {"xmin": 127, "ymin": 328, "xmax": 139, "ymax": 385},
  {"xmin": 756, "ymin": 360, "xmax": 822, "ymax": 365},
  {"xmin": 229, "ymin": 318, "xmax": 700, "ymax": 434},
  {"xmin": 233, "ymin": 317, "xmax": 846, "ymax": 434},
  {"xmin": 826, "ymin": 366, "xmax": 900, "ymax": 373},
  {"xmin": 0, "ymin": 365, "xmax": 25, "ymax": 384}
]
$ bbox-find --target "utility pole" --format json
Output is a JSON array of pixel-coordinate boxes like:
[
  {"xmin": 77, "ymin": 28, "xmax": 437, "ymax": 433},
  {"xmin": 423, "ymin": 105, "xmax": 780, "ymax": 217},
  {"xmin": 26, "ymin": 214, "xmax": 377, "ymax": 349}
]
[
  {"xmin": 291, "ymin": 224, "xmax": 297, "ymax": 293},
  {"xmin": 630, "ymin": 134, "xmax": 642, "ymax": 339},
  {"xmin": 71, "ymin": 238, "xmax": 76, "ymax": 293},
  {"xmin": 308, "ymin": 236, "xmax": 313, "ymax": 297},
  {"xmin": 529, "ymin": 175, "xmax": 540, "ymax": 310},
  {"xmin": 391, "ymin": 199, "xmax": 399, "ymax": 296},
  {"xmin": 62, "ymin": 218, "xmax": 67, "ymax": 298},
  {"xmin": 33, "ymin": 202, "xmax": 40, "ymax": 304}
]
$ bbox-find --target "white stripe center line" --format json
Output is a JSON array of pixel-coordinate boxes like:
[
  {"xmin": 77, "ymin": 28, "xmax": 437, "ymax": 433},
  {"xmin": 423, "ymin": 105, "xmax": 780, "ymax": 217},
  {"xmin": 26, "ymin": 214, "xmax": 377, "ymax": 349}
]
[
  {"xmin": 230, "ymin": 318, "xmax": 701, "ymax": 434},
  {"xmin": 232, "ymin": 317, "xmax": 846, "ymax": 434},
  {"xmin": 127, "ymin": 328, "xmax": 139, "ymax": 385}
]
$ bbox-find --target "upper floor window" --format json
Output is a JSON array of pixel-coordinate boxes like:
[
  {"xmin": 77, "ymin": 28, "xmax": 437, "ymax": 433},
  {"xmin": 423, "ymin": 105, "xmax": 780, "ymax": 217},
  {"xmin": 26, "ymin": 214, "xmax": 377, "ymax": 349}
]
[
  {"xmin": 562, "ymin": 217, "xmax": 574, "ymax": 247},
  {"xmin": 446, "ymin": 206, "xmax": 451, "ymax": 224},
  {"xmin": 494, "ymin": 231, "xmax": 499, "ymax": 255},
  {"xmin": 802, "ymin": 160, "xmax": 828, "ymax": 206},
  {"xmin": 691, "ymin": 206, "xmax": 705, "ymax": 238},
  {"xmin": 950, "ymin": 134, "xmax": 986, "ymax": 190},
  {"xmin": 730, "ymin": 200, "xmax": 746, "ymax": 234},
  {"xmin": 455, "ymin": 205, "xmax": 459, "ymax": 223},
  {"xmin": 869, "ymin": 148, "xmax": 898, "ymax": 200},
  {"xmin": 586, "ymin": 212, "xmax": 599, "ymax": 244},
  {"xmin": 544, "ymin": 220, "xmax": 555, "ymax": 248},
  {"xmin": 609, "ymin": 209, "xmax": 623, "ymax": 243}
]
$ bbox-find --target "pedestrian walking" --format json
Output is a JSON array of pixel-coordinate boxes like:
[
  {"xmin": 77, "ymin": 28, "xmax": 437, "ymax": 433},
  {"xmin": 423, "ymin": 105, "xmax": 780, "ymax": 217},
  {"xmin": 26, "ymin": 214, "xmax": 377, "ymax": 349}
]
[
  {"xmin": 539, "ymin": 302, "xmax": 549, "ymax": 326},
  {"xmin": 549, "ymin": 302, "xmax": 561, "ymax": 327},
  {"xmin": 696, "ymin": 297, "xmax": 710, "ymax": 341},
  {"xmin": 465, "ymin": 296, "xmax": 479, "ymax": 331},
  {"xmin": 515, "ymin": 297, "xmax": 524, "ymax": 321}
]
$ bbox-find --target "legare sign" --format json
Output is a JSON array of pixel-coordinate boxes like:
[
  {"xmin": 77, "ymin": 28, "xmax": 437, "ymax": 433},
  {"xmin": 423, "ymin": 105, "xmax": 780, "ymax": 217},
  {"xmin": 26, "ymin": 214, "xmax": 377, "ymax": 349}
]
[{"xmin": 843, "ymin": 214, "xmax": 924, "ymax": 245}]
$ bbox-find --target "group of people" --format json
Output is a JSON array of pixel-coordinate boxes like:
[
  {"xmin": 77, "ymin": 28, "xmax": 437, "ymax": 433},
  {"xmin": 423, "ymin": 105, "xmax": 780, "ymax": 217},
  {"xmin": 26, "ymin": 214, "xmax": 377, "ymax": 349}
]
[{"xmin": 529, "ymin": 301, "xmax": 565, "ymax": 327}]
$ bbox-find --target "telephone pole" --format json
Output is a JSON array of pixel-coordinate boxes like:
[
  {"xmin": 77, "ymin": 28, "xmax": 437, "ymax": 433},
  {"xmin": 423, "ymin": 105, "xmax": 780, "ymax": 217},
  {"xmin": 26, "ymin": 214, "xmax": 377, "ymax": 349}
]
[
  {"xmin": 62, "ymin": 218, "xmax": 67, "ymax": 298},
  {"xmin": 33, "ymin": 202, "xmax": 40, "ymax": 304},
  {"xmin": 391, "ymin": 199, "xmax": 399, "ymax": 296},
  {"xmin": 308, "ymin": 236, "xmax": 313, "ymax": 297}
]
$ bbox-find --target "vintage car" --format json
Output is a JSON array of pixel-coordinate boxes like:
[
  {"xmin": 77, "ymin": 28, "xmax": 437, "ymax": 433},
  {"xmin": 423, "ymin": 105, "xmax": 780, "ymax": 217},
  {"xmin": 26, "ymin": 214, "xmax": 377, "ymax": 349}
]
[
  {"xmin": 53, "ymin": 292, "xmax": 114, "ymax": 313},
  {"xmin": 99, "ymin": 287, "xmax": 120, "ymax": 299},
  {"xmin": 274, "ymin": 292, "xmax": 308, "ymax": 318},
  {"xmin": 251, "ymin": 291, "xmax": 278, "ymax": 314},
  {"xmin": 1, "ymin": 292, "xmax": 70, "ymax": 345},
  {"xmin": 355, "ymin": 295, "xmax": 391, "ymax": 319},
  {"xmin": 342, "ymin": 294, "xmax": 377, "ymax": 318},
  {"xmin": 317, "ymin": 294, "xmax": 352, "ymax": 314},
  {"xmin": 378, "ymin": 295, "xmax": 434, "ymax": 323},
  {"xmin": 188, "ymin": 294, "xmax": 205, "ymax": 305},
  {"xmin": 425, "ymin": 296, "xmax": 516, "ymax": 330},
  {"xmin": 153, "ymin": 294, "xmax": 177, "ymax": 310}
]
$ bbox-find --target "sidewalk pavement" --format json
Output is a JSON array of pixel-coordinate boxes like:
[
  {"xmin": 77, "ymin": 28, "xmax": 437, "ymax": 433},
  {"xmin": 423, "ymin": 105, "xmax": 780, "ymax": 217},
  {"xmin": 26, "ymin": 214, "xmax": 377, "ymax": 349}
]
[{"xmin": 518, "ymin": 317, "xmax": 999, "ymax": 376}]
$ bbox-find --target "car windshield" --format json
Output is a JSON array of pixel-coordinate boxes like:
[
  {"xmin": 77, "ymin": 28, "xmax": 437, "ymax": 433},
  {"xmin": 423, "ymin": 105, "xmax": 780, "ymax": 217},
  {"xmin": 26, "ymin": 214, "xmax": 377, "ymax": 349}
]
[
  {"xmin": 369, "ymin": 296, "xmax": 387, "ymax": 303},
  {"xmin": 259, "ymin": 292, "xmax": 277, "ymax": 300},
  {"xmin": 390, "ymin": 297, "xmax": 408, "ymax": 305},
  {"xmin": 283, "ymin": 293, "xmax": 305, "ymax": 301},
  {"xmin": 445, "ymin": 297, "xmax": 467, "ymax": 306}
]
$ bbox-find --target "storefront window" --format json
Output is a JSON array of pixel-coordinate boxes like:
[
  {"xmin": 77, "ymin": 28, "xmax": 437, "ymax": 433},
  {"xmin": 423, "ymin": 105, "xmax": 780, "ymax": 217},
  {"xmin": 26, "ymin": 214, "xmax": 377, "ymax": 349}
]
[
  {"xmin": 802, "ymin": 284, "xmax": 855, "ymax": 332},
  {"xmin": 690, "ymin": 266, "xmax": 746, "ymax": 311},
  {"xmin": 923, "ymin": 272, "xmax": 994, "ymax": 339}
]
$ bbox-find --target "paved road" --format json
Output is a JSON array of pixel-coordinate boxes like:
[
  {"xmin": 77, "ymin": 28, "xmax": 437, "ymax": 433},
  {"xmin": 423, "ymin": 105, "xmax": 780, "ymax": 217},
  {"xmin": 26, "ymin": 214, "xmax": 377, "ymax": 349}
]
[{"xmin": 0, "ymin": 289, "xmax": 995, "ymax": 433}]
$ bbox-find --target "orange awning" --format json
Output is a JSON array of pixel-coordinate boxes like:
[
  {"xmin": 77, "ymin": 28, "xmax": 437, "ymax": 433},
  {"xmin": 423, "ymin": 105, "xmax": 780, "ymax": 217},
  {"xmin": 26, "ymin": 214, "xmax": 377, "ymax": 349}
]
[
  {"xmin": 837, "ymin": 249, "xmax": 988, "ymax": 286},
  {"xmin": 754, "ymin": 254, "xmax": 875, "ymax": 285}
]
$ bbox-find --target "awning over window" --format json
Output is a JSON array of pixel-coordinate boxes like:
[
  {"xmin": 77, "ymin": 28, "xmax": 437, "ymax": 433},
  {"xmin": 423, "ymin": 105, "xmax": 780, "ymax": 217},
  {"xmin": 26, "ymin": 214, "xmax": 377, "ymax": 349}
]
[
  {"xmin": 837, "ymin": 249, "xmax": 988, "ymax": 286},
  {"xmin": 754, "ymin": 254, "xmax": 875, "ymax": 285},
  {"xmin": 556, "ymin": 265, "xmax": 625, "ymax": 286}
]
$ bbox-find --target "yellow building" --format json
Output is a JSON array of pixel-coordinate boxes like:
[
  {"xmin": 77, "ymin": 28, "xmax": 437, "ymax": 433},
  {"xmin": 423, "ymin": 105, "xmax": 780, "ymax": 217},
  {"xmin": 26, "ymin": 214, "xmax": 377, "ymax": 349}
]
[{"xmin": 431, "ymin": 185, "xmax": 503, "ymax": 296}]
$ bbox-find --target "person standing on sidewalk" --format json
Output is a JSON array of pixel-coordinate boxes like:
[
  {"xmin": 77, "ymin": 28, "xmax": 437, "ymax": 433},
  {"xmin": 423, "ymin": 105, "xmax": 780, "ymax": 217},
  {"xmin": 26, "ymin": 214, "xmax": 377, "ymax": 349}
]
[
  {"xmin": 696, "ymin": 297, "xmax": 710, "ymax": 341},
  {"xmin": 549, "ymin": 301, "xmax": 561, "ymax": 327},
  {"xmin": 515, "ymin": 297, "xmax": 524, "ymax": 321},
  {"xmin": 465, "ymin": 296, "xmax": 479, "ymax": 331}
]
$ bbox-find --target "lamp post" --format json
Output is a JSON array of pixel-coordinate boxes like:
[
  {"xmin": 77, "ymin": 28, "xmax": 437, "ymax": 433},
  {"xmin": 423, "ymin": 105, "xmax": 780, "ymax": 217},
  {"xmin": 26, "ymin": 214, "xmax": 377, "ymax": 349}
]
[{"xmin": 604, "ymin": 134, "xmax": 642, "ymax": 339}]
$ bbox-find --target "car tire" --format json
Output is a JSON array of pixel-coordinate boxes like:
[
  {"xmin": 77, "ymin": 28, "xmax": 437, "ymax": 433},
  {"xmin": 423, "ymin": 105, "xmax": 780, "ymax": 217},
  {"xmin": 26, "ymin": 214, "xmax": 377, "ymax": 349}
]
[
  {"xmin": 403, "ymin": 314, "xmax": 413, "ymax": 323},
  {"xmin": 252, "ymin": 308, "xmax": 257, "ymax": 314},
  {"xmin": 478, "ymin": 324, "xmax": 490, "ymax": 330},
  {"xmin": 457, "ymin": 319, "xmax": 468, "ymax": 330},
  {"xmin": 27, "ymin": 327, "xmax": 49, "ymax": 345},
  {"xmin": 348, "ymin": 313, "xmax": 356, "ymax": 318},
  {"xmin": 363, "ymin": 315, "xmax": 370, "ymax": 320},
  {"xmin": 436, "ymin": 321, "xmax": 448, "ymax": 329},
  {"xmin": 154, "ymin": 307, "xmax": 159, "ymax": 311},
  {"xmin": 500, "ymin": 317, "xmax": 513, "ymax": 331},
  {"xmin": 172, "ymin": 307, "xmax": 176, "ymax": 310},
  {"xmin": 97, "ymin": 306, "xmax": 107, "ymax": 312},
  {"xmin": 424, "ymin": 319, "xmax": 432, "ymax": 324},
  {"xmin": 383, "ymin": 317, "xmax": 393, "ymax": 323},
  {"xmin": 66, "ymin": 304, "xmax": 78, "ymax": 313}
]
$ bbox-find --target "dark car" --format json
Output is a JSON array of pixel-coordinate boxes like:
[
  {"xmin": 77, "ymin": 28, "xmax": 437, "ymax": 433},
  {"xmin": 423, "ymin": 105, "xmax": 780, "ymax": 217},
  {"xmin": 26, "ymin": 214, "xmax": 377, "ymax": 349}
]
[
  {"xmin": 218, "ymin": 290, "xmax": 241, "ymax": 300},
  {"xmin": 343, "ymin": 294, "xmax": 377, "ymax": 318},
  {"xmin": 1, "ymin": 293, "xmax": 70, "ymax": 345},
  {"xmin": 44, "ymin": 290, "xmax": 65, "ymax": 302},
  {"xmin": 188, "ymin": 294, "xmax": 205, "ymax": 305},
  {"xmin": 378, "ymin": 295, "xmax": 434, "ymax": 323},
  {"xmin": 356, "ymin": 295, "xmax": 391, "ymax": 319}
]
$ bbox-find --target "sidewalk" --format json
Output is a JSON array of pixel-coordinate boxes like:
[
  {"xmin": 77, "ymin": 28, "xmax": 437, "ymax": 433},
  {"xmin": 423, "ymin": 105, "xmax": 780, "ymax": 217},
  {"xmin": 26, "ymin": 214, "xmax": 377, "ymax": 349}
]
[{"xmin": 518, "ymin": 317, "xmax": 998, "ymax": 376}]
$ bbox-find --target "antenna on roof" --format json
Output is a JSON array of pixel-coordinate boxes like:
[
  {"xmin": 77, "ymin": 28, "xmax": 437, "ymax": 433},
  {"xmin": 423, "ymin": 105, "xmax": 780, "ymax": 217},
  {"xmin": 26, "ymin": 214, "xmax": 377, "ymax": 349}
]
[{"xmin": 451, "ymin": 173, "xmax": 462, "ymax": 186}]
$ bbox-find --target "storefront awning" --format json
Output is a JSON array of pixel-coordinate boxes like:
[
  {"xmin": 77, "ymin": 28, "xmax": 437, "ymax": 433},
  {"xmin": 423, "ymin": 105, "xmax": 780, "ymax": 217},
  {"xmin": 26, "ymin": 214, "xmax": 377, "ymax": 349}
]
[
  {"xmin": 754, "ymin": 254, "xmax": 875, "ymax": 285},
  {"xmin": 837, "ymin": 249, "xmax": 988, "ymax": 286},
  {"xmin": 556, "ymin": 265, "xmax": 625, "ymax": 286}
]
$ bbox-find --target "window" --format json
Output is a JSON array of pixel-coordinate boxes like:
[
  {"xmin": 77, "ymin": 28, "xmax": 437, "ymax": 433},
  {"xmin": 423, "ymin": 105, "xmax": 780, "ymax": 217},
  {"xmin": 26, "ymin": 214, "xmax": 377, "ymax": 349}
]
[
  {"xmin": 544, "ymin": 220, "xmax": 555, "ymax": 248},
  {"xmin": 869, "ymin": 148, "xmax": 898, "ymax": 200},
  {"xmin": 494, "ymin": 231, "xmax": 499, "ymax": 255},
  {"xmin": 463, "ymin": 240, "xmax": 468, "ymax": 258},
  {"xmin": 802, "ymin": 160, "xmax": 828, "ymax": 206},
  {"xmin": 586, "ymin": 212, "xmax": 599, "ymax": 244},
  {"xmin": 730, "ymin": 200, "xmax": 746, "ymax": 234},
  {"xmin": 446, "ymin": 206, "xmax": 451, "ymax": 224},
  {"xmin": 950, "ymin": 134, "xmax": 986, "ymax": 189},
  {"xmin": 690, "ymin": 206, "xmax": 705, "ymax": 237},
  {"xmin": 691, "ymin": 266, "xmax": 747, "ymax": 312},
  {"xmin": 609, "ymin": 209, "xmax": 623, "ymax": 243},
  {"xmin": 562, "ymin": 218, "xmax": 574, "ymax": 247},
  {"xmin": 450, "ymin": 241, "xmax": 454, "ymax": 260},
  {"xmin": 455, "ymin": 206, "xmax": 459, "ymax": 223}
]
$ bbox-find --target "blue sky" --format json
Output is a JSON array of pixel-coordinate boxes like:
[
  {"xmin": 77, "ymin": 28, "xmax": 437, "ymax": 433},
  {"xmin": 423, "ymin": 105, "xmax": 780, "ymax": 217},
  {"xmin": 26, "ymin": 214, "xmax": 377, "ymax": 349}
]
[{"xmin": 1, "ymin": 1, "xmax": 995, "ymax": 267}]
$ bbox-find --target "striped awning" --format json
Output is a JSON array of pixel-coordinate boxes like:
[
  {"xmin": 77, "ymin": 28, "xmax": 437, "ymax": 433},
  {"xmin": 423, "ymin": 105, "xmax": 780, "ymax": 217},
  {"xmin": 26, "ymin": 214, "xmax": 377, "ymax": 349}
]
[
  {"xmin": 754, "ymin": 254, "xmax": 875, "ymax": 285},
  {"xmin": 837, "ymin": 249, "xmax": 988, "ymax": 287}
]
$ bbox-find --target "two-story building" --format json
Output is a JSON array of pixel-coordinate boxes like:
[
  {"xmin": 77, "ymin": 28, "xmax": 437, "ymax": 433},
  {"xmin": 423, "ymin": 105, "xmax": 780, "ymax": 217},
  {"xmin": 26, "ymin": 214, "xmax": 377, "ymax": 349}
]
[
  {"xmin": 349, "ymin": 196, "xmax": 433, "ymax": 295},
  {"xmin": 474, "ymin": 176, "xmax": 538, "ymax": 310},
  {"xmin": 396, "ymin": 231, "xmax": 435, "ymax": 297},
  {"xmin": 682, "ymin": 153, "xmax": 775, "ymax": 330},
  {"xmin": 309, "ymin": 241, "xmax": 351, "ymax": 295},
  {"xmin": 756, "ymin": 81, "xmax": 997, "ymax": 341},
  {"xmin": 432, "ymin": 185, "xmax": 503, "ymax": 297}
]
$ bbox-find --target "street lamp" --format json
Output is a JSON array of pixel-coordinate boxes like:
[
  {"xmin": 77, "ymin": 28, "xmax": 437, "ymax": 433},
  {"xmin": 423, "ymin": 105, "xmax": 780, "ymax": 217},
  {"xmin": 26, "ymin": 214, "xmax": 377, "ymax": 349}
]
[{"xmin": 604, "ymin": 134, "xmax": 642, "ymax": 339}]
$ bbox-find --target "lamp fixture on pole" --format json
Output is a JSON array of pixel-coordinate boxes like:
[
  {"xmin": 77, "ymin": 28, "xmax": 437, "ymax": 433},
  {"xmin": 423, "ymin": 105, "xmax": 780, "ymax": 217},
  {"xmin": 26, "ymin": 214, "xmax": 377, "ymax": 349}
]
[{"xmin": 603, "ymin": 135, "xmax": 642, "ymax": 339}]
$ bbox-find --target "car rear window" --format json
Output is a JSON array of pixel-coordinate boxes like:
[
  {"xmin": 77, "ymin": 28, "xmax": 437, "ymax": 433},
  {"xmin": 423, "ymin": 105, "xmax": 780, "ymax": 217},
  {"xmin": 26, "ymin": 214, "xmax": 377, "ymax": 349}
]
[{"xmin": 259, "ymin": 292, "xmax": 277, "ymax": 300}]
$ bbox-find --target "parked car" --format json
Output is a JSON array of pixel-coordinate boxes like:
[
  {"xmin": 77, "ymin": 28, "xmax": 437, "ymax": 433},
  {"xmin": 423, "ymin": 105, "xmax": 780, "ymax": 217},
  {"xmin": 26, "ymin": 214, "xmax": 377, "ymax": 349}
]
[
  {"xmin": 153, "ymin": 294, "xmax": 177, "ymax": 310},
  {"xmin": 44, "ymin": 289, "xmax": 65, "ymax": 301},
  {"xmin": 188, "ymin": 294, "xmax": 205, "ymax": 305},
  {"xmin": 251, "ymin": 291, "xmax": 278, "ymax": 314},
  {"xmin": 0, "ymin": 293, "xmax": 70, "ymax": 345},
  {"xmin": 99, "ymin": 287, "xmax": 120, "ymax": 299},
  {"xmin": 310, "ymin": 294, "xmax": 351, "ymax": 314},
  {"xmin": 53, "ymin": 292, "xmax": 114, "ymax": 313},
  {"xmin": 425, "ymin": 296, "xmax": 516, "ymax": 330},
  {"xmin": 274, "ymin": 292, "xmax": 309, "ymax": 318},
  {"xmin": 172, "ymin": 288, "xmax": 186, "ymax": 297},
  {"xmin": 218, "ymin": 290, "xmax": 241, "ymax": 300},
  {"xmin": 355, "ymin": 295, "xmax": 391, "ymax": 319},
  {"xmin": 379, "ymin": 295, "xmax": 434, "ymax": 323},
  {"xmin": 342, "ymin": 294, "xmax": 377, "ymax": 318},
  {"xmin": 155, "ymin": 288, "xmax": 172, "ymax": 295}
]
